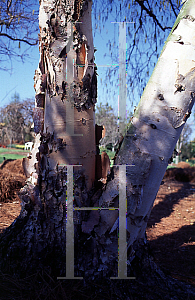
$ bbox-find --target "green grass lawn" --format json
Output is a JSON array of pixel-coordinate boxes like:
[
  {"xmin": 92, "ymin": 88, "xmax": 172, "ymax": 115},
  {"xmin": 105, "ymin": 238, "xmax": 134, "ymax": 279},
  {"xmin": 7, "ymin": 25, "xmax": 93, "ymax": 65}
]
[
  {"xmin": 0, "ymin": 147, "xmax": 27, "ymax": 153},
  {"xmin": 0, "ymin": 147, "xmax": 29, "ymax": 164},
  {"xmin": 0, "ymin": 154, "xmax": 27, "ymax": 164}
]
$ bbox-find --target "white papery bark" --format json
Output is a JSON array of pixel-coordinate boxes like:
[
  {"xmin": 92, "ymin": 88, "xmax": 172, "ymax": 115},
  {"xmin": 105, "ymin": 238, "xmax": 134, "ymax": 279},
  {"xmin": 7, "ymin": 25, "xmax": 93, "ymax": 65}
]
[{"xmin": 96, "ymin": 0, "xmax": 195, "ymax": 251}]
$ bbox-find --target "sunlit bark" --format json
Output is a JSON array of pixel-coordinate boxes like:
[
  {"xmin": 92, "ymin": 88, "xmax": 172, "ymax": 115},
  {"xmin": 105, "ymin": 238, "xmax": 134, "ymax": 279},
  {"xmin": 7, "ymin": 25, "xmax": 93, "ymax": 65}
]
[{"xmin": 104, "ymin": 0, "xmax": 195, "ymax": 250}]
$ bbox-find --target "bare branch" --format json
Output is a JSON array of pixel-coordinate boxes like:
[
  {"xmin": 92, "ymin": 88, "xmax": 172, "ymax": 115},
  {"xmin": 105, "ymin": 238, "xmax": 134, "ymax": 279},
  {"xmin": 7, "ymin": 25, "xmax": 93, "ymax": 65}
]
[
  {"xmin": 169, "ymin": 0, "xmax": 178, "ymax": 18},
  {"xmin": 135, "ymin": 0, "xmax": 172, "ymax": 32},
  {"xmin": 0, "ymin": 0, "xmax": 39, "ymax": 67},
  {"xmin": 0, "ymin": 33, "xmax": 38, "ymax": 46}
]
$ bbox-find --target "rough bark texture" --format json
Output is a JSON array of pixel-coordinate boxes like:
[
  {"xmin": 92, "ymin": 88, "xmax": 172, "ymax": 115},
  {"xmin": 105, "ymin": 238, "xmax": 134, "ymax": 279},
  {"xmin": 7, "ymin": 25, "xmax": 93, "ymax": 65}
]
[
  {"xmin": 0, "ymin": 0, "xmax": 99, "ymax": 277},
  {"xmin": 31, "ymin": 0, "xmax": 97, "ymax": 190},
  {"xmin": 1, "ymin": 4, "xmax": 195, "ymax": 298}
]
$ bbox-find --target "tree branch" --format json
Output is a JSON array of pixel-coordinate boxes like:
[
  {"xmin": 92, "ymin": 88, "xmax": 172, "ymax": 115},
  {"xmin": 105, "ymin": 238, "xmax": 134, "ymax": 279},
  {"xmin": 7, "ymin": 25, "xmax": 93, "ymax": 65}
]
[
  {"xmin": 169, "ymin": 0, "xmax": 178, "ymax": 18},
  {"xmin": 7, "ymin": 0, "xmax": 12, "ymax": 14},
  {"xmin": 135, "ymin": 0, "xmax": 172, "ymax": 32},
  {"xmin": 0, "ymin": 32, "xmax": 38, "ymax": 46}
]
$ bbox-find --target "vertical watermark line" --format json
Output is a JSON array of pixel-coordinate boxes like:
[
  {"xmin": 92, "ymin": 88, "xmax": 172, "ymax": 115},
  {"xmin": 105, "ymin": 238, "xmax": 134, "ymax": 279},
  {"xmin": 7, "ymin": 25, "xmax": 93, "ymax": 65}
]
[
  {"xmin": 66, "ymin": 22, "xmax": 75, "ymax": 137},
  {"xmin": 66, "ymin": 22, "xmax": 82, "ymax": 137},
  {"xmin": 111, "ymin": 21, "xmax": 133, "ymax": 135},
  {"xmin": 66, "ymin": 101, "xmax": 75, "ymax": 136},
  {"xmin": 118, "ymin": 164, "xmax": 127, "ymax": 278},
  {"xmin": 111, "ymin": 164, "xmax": 136, "ymax": 280},
  {"xmin": 66, "ymin": 165, "xmax": 74, "ymax": 278},
  {"xmin": 57, "ymin": 165, "xmax": 83, "ymax": 280},
  {"xmin": 119, "ymin": 22, "xmax": 127, "ymax": 136}
]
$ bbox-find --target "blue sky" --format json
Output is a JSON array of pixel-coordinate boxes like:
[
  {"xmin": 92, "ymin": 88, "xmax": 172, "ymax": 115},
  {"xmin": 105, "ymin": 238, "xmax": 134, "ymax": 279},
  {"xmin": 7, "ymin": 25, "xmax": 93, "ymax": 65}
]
[
  {"xmin": 0, "ymin": 1, "xmax": 127, "ymax": 111},
  {"xmin": 0, "ymin": 15, "xmax": 116, "ymax": 107},
  {"xmin": 0, "ymin": 45, "xmax": 39, "ymax": 106},
  {"xmin": 0, "ymin": 1, "xmax": 194, "ymax": 139}
]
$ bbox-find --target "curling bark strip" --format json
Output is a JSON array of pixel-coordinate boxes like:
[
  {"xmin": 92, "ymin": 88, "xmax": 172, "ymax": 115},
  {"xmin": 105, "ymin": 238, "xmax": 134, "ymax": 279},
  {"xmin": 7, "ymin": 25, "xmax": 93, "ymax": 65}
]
[{"xmin": 31, "ymin": 0, "xmax": 97, "ymax": 189}]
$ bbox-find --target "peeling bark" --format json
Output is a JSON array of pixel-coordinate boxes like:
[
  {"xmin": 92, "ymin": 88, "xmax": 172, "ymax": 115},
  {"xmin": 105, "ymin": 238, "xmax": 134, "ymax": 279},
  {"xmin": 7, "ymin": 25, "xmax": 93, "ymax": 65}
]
[
  {"xmin": 100, "ymin": 151, "xmax": 110, "ymax": 183},
  {"xmin": 32, "ymin": 0, "xmax": 97, "ymax": 189}
]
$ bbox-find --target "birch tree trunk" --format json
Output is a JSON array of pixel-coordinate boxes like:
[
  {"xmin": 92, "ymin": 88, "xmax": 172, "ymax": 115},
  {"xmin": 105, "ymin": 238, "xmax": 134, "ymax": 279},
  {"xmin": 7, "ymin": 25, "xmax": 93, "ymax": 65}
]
[
  {"xmin": 0, "ymin": 0, "xmax": 195, "ymax": 290},
  {"xmin": 0, "ymin": 0, "xmax": 99, "ymax": 277},
  {"xmin": 33, "ymin": 0, "xmax": 96, "ymax": 189}
]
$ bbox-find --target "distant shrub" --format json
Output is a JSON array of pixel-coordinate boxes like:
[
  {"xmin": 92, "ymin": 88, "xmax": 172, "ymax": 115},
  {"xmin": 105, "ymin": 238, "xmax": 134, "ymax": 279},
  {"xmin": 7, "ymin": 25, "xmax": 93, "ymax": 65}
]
[{"xmin": 7, "ymin": 144, "xmax": 17, "ymax": 148}]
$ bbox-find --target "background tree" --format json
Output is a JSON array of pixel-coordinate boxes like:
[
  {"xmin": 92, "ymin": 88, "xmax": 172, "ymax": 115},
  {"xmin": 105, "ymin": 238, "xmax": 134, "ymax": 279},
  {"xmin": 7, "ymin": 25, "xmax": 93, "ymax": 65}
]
[
  {"xmin": 180, "ymin": 138, "xmax": 195, "ymax": 160},
  {"xmin": 0, "ymin": 94, "xmax": 34, "ymax": 144},
  {"xmin": 175, "ymin": 122, "xmax": 192, "ymax": 163},
  {"xmin": 95, "ymin": 102, "xmax": 118, "ymax": 149},
  {"xmin": 0, "ymin": 0, "xmax": 38, "ymax": 70},
  {"xmin": 95, "ymin": 102, "xmax": 133, "ymax": 151}
]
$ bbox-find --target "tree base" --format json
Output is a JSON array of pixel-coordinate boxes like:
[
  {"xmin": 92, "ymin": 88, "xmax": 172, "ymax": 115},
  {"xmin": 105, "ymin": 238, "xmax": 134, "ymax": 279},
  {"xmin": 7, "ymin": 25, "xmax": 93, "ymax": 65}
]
[
  {"xmin": 0, "ymin": 252, "xmax": 195, "ymax": 300},
  {"xmin": 0, "ymin": 177, "xmax": 195, "ymax": 299},
  {"xmin": 1, "ymin": 219, "xmax": 195, "ymax": 300}
]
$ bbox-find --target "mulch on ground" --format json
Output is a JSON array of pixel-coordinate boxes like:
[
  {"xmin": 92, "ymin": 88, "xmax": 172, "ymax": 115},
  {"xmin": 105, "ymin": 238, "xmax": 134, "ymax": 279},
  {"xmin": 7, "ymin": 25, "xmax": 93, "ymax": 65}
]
[
  {"xmin": 0, "ymin": 159, "xmax": 26, "ymax": 203},
  {"xmin": 0, "ymin": 159, "xmax": 195, "ymax": 289},
  {"xmin": 0, "ymin": 159, "xmax": 26, "ymax": 233}
]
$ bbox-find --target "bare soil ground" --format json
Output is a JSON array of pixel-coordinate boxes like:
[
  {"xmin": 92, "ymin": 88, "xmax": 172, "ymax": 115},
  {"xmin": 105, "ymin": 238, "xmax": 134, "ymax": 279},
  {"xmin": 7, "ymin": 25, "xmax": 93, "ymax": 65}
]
[
  {"xmin": 0, "ymin": 159, "xmax": 195, "ymax": 289},
  {"xmin": 146, "ymin": 161, "xmax": 195, "ymax": 287},
  {"xmin": 0, "ymin": 151, "xmax": 29, "ymax": 155}
]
